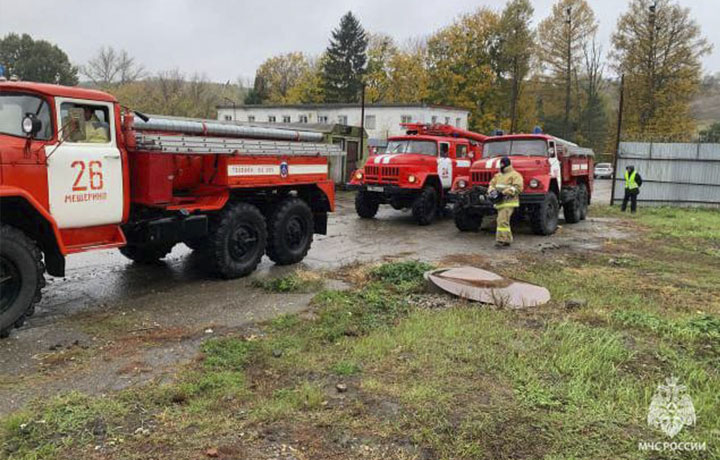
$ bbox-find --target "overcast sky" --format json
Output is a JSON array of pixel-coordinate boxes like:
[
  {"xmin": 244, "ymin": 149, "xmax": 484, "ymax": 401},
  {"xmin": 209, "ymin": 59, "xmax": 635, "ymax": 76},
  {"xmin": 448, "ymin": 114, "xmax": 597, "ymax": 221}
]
[{"xmin": 1, "ymin": 0, "xmax": 718, "ymax": 83}]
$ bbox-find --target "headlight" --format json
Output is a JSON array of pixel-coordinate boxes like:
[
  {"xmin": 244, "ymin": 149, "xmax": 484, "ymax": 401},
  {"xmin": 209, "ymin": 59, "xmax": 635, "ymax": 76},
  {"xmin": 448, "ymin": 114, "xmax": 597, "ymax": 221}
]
[
  {"xmin": 355, "ymin": 171, "xmax": 363, "ymax": 180},
  {"xmin": 457, "ymin": 179, "xmax": 467, "ymax": 189},
  {"xmin": 529, "ymin": 179, "xmax": 540, "ymax": 188},
  {"xmin": 408, "ymin": 175, "xmax": 417, "ymax": 183}
]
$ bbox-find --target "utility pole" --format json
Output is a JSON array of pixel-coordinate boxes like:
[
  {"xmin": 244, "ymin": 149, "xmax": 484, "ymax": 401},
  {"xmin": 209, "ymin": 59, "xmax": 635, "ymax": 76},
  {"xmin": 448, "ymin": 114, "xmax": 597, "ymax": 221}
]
[
  {"xmin": 610, "ymin": 74, "xmax": 625, "ymax": 206},
  {"xmin": 359, "ymin": 82, "xmax": 366, "ymax": 162},
  {"xmin": 564, "ymin": 6, "xmax": 572, "ymax": 140},
  {"xmin": 644, "ymin": 1, "xmax": 658, "ymax": 130},
  {"xmin": 223, "ymin": 97, "xmax": 237, "ymax": 122}
]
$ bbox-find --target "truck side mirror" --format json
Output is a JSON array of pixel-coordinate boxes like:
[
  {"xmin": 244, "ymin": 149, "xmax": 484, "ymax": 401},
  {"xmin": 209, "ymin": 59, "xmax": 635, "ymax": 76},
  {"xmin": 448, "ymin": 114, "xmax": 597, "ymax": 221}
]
[{"xmin": 21, "ymin": 114, "xmax": 42, "ymax": 138}]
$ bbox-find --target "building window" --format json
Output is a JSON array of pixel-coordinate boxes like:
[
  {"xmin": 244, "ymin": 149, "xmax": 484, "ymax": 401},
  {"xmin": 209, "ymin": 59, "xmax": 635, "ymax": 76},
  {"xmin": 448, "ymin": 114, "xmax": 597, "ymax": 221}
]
[
  {"xmin": 282, "ymin": 115, "xmax": 291, "ymax": 123},
  {"xmin": 248, "ymin": 116, "xmax": 255, "ymax": 122},
  {"xmin": 318, "ymin": 115, "xmax": 328, "ymax": 124},
  {"xmin": 445, "ymin": 117, "xmax": 450, "ymax": 125},
  {"xmin": 224, "ymin": 115, "xmax": 232, "ymax": 121},
  {"xmin": 338, "ymin": 115, "xmax": 348, "ymax": 125},
  {"xmin": 431, "ymin": 116, "xmax": 437, "ymax": 124},
  {"xmin": 268, "ymin": 116, "xmax": 276, "ymax": 123},
  {"xmin": 456, "ymin": 117, "xmax": 462, "ymax": 128},
  {"xmin": 365, "ymin": 115, "xmax": 376, "ymax": 129},
  {"xmin": 299, "ymin": 115, "xmax": 308, "ymax": 123},
  {"xmin": 401, "ymin": 115, "xmax": 412, "ymax": 124}
]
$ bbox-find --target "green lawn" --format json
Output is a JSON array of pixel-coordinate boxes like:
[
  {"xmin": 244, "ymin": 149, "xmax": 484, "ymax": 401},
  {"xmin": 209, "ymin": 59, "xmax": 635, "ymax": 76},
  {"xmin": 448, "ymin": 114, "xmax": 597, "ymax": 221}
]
[{"xmin": 2, "ymin": 207, "xmax": 718, "ymax": 459}]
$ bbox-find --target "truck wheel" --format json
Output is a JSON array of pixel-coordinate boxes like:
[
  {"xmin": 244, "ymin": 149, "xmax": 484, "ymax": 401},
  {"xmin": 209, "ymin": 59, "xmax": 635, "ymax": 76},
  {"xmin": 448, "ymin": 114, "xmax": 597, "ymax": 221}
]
[
  {"xmin": 453, "ymin": 207, "xmax": 482, "ymax": 232},
  {"xmin": 563, "ymin": 189, "xmax": 582, "ymax": 224},
  {"xmin": 530, "ymin": 193, "xmax": 560, "ymax": 236},
  {"xmin": 120, "ymin": 243, "xmax": 174, "ymax": 264},
  {"xmin": 355, "ymin": 191, "xmax": 380, "ymax": 218},
  {"xmin": 0, "ymin": 225, "xmax": 45, "ymax": 338},
  {"xmin": 207, "ymin": 202, "xmax": 266, "ymax": 278},
  {"xmin": 578, "ymin": 183, "xmax": 589, "ymax": 220},
  {"xmin": 266, "ymin": 198, "xmax": 314, "ymax": 266},
  {"xmin": 412, "ymin": 186, "xmax": 438, "ymax": 226}
]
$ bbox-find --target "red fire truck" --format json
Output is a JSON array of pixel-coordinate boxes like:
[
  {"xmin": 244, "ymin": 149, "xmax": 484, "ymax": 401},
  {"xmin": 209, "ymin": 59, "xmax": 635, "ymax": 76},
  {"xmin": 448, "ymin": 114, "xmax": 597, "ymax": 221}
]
[
  {"xmin": 450, "ymin": 132, "xmax": 594, "ymax": 235},
  {"xmin": 348, "ymin": 124, "xmax": 488, "ymax": 225},
  {"xmin": 0, "ymin": 82, "xmax": 338, "ymax": 337}
]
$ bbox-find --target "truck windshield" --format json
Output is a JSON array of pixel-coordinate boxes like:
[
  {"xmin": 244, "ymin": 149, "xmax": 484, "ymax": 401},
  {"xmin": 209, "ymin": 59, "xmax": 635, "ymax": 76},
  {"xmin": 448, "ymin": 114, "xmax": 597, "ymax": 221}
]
[
  {"xmin": 483, "ymin": 139, "xmax": 547, "ymax": 157},
  {"xmin": 385, "ymin": 140, "xmax": 437, "ymax": 156},
  {"xmin": 0, "ymin": 93, "xmax": 53, "ymax": 140}
]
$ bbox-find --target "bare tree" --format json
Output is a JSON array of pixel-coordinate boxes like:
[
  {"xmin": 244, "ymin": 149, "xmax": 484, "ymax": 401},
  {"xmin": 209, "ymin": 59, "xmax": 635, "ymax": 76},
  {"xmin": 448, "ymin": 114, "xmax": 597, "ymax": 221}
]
[{"xmin": 82, "ymin": 46, "xmax": 145, "ymax": 86}]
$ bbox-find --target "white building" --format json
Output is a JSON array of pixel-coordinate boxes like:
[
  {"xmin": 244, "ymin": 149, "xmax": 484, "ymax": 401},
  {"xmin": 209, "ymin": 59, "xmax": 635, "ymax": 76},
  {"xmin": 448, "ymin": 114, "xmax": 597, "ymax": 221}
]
[{"xmin": 216, "ymin": 103, "xmax": 470, "ymax": 147}]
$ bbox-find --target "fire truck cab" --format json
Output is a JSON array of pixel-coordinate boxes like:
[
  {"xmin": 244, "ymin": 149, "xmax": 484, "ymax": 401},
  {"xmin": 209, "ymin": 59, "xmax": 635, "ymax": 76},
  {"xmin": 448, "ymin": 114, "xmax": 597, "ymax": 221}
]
[
  {"xmin": 450, "ymin": 132, "xmax": 594, "ymax": 235},
  {"xmin": 348, "ymin": 124, "xmax": 487, "ymax": 225},
  {"xmin": 0, "ymin": 82, "xmax": 337, "ymax": 337}
]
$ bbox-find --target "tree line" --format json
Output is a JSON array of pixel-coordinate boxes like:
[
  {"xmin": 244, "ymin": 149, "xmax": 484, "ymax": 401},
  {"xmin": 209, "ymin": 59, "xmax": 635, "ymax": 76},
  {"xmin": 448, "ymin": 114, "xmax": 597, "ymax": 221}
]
[
  {"xmin": 0, "ymin": 0, "xmax": 712, "ymax": 152},
  {"xmin": 245, "ymin": 0, "xmax": 711, "ymax": 152}
]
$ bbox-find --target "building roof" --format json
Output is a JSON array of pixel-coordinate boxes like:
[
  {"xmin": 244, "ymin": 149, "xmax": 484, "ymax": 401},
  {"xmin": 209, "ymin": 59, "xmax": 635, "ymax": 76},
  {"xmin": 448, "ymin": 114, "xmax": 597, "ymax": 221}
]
[
  {"xmin": 217, "ymin": 102, "xmax": 469, "ymax": 113},
  {"xmin": 0, "ymin": 82, "xmax": 117, "ymax": 103}
]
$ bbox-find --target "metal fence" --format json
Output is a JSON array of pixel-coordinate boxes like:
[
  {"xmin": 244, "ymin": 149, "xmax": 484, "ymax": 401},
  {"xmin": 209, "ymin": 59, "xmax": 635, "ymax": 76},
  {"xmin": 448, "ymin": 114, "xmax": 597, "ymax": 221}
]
[{"xmin": 612, "ymin": 142, "xmax": 720, "ymax": 207}]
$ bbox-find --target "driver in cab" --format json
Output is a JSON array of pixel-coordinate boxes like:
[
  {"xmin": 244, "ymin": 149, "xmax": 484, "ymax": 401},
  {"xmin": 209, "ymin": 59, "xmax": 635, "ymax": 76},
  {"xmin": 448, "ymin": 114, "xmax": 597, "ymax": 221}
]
[{"xmin": 82, "ymin": 107, "xmax": 109, "ymax": 143}]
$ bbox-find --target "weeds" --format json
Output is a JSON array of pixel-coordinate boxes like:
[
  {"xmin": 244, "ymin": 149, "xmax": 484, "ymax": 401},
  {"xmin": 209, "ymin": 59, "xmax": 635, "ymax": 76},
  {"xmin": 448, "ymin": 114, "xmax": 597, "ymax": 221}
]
[
  {"xmin": 2, "ymin": 217, "xmax": 720, "ymax": 460},
  {"xmin": 252, "ymin": 270, "xmax": 324, "ymax": 293}
]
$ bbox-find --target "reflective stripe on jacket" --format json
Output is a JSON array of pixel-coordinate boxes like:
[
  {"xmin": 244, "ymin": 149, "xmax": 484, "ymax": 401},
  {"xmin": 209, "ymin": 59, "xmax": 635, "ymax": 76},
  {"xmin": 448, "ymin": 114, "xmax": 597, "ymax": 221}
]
[
  {"xmin": 489, "ymin": 166, "xmax": 524, "ymax": 209},
  {"xmin": 625, "ymin": 170, "xmax": 638, "ymax": 190}
]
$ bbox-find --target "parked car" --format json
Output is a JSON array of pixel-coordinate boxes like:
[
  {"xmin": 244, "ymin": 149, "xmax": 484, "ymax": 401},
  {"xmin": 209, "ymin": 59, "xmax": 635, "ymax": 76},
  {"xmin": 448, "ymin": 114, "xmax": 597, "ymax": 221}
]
[{"xmin": 594, "ymin": 162, "xmax": 613, "ymax": 179}]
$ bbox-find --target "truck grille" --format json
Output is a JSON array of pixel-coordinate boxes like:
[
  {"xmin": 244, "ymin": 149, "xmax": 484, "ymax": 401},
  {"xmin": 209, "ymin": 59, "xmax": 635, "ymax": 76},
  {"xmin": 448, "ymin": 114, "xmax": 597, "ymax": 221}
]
[
  {"xmin": 364, "ymin": 165, "xmax": 400, "ymax": 184},
  {"xmin": 471, "ymin": 171, "xmax": 493, "ymax": 185}
]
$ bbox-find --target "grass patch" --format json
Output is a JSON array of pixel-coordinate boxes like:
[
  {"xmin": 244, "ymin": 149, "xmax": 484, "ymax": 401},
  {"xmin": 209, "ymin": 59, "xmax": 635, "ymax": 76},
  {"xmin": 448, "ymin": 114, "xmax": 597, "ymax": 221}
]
[
  {"xmin": 252, "ymin": 270, "xmax": 324, "ymax": 293},
  {"xmin": 612, "ymin": 309, "xmax": 720, "ymax": 341},
  {"xmin": 2, "ymin": 215, "xmax": 720, "ymax": 460},
  {"xmin": 369, "ymin": 259, "xmax": 434, "ymax": 292}
]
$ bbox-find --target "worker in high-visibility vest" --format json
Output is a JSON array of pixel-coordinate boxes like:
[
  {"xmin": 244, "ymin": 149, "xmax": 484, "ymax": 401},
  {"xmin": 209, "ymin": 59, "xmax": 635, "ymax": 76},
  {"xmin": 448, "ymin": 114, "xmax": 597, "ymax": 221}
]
[
  {"xmin": 489, "ymin": 157, "xmax": 524, "ymax": 247},
  {"xmin": 621, "ymin": 165, "xmax": 643, "ymax": 213}
]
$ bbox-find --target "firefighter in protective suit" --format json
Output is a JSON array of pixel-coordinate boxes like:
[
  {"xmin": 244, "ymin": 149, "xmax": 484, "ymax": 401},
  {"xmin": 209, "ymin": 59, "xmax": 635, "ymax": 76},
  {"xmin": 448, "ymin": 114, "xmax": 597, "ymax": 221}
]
[{"xmin": 488, "ymin": 157, "xmax": 524, "ymax": 247}]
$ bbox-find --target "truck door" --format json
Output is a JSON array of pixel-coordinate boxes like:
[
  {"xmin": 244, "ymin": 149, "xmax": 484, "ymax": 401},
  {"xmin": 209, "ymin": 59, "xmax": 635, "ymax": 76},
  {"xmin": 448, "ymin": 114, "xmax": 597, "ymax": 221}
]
[
  {"xmin": 46, "ymin": 99, "xmax": 124, "ymax": 228},
  {"xmin": 437, "ymin": 141, "xmax": 452, "ymax": 189},
  {"xmin": 453, "ymin": 141, "xmax": 472, "ymax": 178}
]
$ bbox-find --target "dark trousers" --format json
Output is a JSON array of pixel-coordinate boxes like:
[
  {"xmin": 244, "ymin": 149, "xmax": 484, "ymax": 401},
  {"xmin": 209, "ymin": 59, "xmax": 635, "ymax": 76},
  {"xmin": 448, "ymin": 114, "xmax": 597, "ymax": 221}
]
[{"xmin": 621, "ymin": 188, "xmax": 639, "ymax": 213}]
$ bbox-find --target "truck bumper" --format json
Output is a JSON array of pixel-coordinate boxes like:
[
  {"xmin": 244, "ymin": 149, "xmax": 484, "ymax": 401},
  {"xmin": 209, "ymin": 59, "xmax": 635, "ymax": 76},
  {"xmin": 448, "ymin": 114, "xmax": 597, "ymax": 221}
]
[
  {"xmin": 346, "ymin": 183, "xmax": 420, "ymax": 199},
  {"xmin": 450, "ymin": 187, "xmax": 547, "ymax": 213}
]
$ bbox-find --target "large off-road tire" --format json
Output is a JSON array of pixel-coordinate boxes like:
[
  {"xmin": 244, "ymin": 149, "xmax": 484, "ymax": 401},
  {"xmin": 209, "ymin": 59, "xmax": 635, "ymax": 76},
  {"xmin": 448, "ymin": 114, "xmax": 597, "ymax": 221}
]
[
  {"xmin": 530, "ymin": 192, "xmax": 560, "ymax": 236},
  {"xmin": 453, "ymin": 207, "xmax": 483, "ymax": 232},
  {"xmin": 266, "ymin": 198, "xmax": 314, "ymax": 266},
  {"xmin": 355, "ymin": 191, "xmax": 380, "ymax": 219},
  {"xmin": 578, "ymin": 183, "xmax": 589, "ymax": 220},
  {"xmin": 411, "ymin": 186, "xmax": 438, "ymax": 226},
  {"xmin": 563, "ymin": 188, "xmax": 582, "ymax": 224},
  {"xmin": 0, "ymin": 225, "xmax": 45, "ymax": 338},
  {"xmin": 205, "ymin": 202, "xmax": 267, "ymax": 278},
  {"xmin": 119, "ymin": 243, "xmax": 174, "ymax": 263}
]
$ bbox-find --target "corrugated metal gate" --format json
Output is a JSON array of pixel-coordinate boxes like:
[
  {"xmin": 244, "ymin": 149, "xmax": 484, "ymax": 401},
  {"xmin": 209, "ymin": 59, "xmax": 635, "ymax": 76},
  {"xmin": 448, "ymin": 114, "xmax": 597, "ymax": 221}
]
[{"xmin": 612, "ymin": 142, "xmax": 720, "ymax": 207}]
